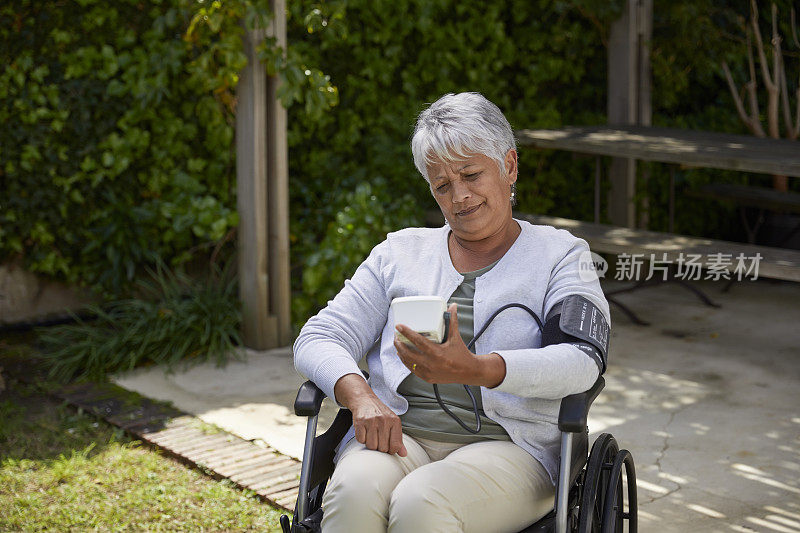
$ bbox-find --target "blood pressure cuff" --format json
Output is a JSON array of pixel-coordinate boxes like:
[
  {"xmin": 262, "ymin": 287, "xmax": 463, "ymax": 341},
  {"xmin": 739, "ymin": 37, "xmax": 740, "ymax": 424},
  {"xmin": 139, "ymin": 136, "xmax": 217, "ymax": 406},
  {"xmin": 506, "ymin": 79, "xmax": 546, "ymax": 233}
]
[{"xmin": 542, "ymin": 295, "xmax": 610, "ymax": 374}]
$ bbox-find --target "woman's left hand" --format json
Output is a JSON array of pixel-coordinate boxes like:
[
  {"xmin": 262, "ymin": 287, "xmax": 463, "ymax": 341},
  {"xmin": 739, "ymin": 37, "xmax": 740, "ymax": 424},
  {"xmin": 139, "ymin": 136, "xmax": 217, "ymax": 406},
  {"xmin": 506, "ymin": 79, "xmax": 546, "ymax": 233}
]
[{"xmin": 394, "ymin": 303, "xmax": 506, "ymax": 387}]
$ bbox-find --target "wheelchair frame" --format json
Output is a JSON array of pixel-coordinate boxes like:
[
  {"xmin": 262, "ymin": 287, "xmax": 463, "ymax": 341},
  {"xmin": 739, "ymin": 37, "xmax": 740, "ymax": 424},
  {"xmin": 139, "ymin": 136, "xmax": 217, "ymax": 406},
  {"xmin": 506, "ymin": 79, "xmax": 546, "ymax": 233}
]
[{"xmin": 281, "ymin": 376, "xmax": 637, "ymax": 533}]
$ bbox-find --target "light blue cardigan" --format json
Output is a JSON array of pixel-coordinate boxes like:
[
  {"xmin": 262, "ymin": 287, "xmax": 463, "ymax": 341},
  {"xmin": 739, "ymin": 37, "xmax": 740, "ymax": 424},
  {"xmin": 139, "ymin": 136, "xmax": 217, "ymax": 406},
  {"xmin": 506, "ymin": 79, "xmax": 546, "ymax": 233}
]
[{"xmin": 293, "ymin": 219, "xmax": 610, "ymax": 483}]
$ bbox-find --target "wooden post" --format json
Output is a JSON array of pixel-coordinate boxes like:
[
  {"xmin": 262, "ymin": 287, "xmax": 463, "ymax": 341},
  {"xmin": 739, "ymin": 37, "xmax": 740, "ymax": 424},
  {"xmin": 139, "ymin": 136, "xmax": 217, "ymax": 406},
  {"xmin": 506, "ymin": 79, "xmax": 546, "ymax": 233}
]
[
  {"xmin": 266, "ymin": 0, "xmax": 292, "ymax": 346},
  {"xmin": 236, "ymin": 3, "xmax": 291, "ymax": 350},
  {"xmin": 607, "ymin": 0, "xmax": 652, "ymax": 228},
  {"xmin": 237, "ymin": 27, "xmax": 278, "ymax": 349}
]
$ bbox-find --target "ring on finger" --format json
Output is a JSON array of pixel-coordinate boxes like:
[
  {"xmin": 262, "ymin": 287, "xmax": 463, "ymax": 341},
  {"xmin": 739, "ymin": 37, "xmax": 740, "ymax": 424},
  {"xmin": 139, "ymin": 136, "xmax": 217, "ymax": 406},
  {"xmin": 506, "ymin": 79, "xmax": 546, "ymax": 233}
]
[{"xmin": 412, "ymin": 363, "xmax": 417, "ymax": 372}]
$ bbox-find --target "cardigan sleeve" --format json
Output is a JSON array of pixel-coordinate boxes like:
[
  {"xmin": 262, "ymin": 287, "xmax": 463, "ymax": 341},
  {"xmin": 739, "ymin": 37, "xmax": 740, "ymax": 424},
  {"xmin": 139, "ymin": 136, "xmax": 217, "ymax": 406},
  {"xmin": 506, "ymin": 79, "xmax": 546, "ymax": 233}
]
[
  {"xmin": 491, "ymin": 238, "xmax": 609, "ymax": 400},
  {"xmin": 293, "ymin": 240, "xmax": 392, "ymax": 403}
]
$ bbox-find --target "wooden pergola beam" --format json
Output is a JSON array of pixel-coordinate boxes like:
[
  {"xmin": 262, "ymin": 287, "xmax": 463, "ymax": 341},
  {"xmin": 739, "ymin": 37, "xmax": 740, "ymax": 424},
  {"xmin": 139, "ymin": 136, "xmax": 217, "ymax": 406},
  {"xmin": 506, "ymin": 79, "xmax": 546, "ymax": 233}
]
[
  {"xmin": 266, "ymin": 0, "xmax": 291, "ymax": 347},
  {"xmin": 607, "ymin": 0, "xmax": 652, "ymax": 229}
]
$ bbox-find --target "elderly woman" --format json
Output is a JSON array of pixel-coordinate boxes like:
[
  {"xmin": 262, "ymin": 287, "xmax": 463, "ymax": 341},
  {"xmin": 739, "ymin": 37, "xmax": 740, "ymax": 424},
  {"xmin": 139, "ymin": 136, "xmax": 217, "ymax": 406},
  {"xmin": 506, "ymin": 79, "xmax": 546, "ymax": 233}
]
[{"xmin": 294, "ymin": 92, "xmax": 610, "ymax": 533}]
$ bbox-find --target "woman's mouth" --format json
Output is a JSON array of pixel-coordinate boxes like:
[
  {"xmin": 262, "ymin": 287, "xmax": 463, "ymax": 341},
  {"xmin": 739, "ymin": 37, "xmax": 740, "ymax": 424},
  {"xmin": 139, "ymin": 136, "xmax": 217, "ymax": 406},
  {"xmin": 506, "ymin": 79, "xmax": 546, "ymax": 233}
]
[{"xmin": 456, "ymin": 204, "xmax": 482, "ymax": 217}]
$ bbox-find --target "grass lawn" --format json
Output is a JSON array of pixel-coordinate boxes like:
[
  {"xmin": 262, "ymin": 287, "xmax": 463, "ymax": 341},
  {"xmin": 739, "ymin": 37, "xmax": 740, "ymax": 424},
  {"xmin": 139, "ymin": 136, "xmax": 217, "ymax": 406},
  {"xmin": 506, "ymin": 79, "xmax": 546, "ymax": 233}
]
[{"xmin": 0, "ymin": 341, "xmax": 285, "ymax": 532}]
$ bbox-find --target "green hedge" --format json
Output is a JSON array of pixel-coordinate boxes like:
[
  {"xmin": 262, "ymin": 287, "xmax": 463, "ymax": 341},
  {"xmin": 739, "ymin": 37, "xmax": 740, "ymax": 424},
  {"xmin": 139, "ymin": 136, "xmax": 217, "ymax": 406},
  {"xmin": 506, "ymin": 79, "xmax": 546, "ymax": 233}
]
[
  {"xmin": 285, "ymin": 0, "xmax": 626, "ymax": 324},
  {"xmin": 285, "ymin": 0, "xmax": 799, "ymax": 325},
  {"xmin": 3, "ymin": 0, "xmax": 797, "ymax": 329},
  {"xmin": 0, "ymin": 0, "xmax": 335, "ymax": 297}
]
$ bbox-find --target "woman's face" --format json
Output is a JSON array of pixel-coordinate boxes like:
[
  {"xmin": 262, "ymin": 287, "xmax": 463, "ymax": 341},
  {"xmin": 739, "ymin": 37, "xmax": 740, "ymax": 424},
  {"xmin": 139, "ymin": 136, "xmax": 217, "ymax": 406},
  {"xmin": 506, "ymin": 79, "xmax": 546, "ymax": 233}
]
[{"xmin": 427, "ymin": 150, "xmax": 518, "ymax": 242}]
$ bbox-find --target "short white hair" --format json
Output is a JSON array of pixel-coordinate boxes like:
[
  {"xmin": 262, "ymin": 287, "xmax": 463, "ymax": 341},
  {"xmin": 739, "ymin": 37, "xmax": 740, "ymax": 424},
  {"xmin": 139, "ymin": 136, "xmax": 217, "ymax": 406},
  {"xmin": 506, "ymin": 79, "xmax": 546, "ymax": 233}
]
[{"xmin": 411, "ymin": 92, "xmax": 516, "ymax": 181}]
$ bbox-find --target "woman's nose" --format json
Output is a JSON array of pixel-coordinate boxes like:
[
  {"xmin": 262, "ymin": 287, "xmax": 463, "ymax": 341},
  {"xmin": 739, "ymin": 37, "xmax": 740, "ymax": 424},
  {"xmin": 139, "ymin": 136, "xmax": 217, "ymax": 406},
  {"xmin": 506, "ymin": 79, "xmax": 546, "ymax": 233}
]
[{"xmin": 450, "ymin": 180, "xmax": 471, "ymax": 203}]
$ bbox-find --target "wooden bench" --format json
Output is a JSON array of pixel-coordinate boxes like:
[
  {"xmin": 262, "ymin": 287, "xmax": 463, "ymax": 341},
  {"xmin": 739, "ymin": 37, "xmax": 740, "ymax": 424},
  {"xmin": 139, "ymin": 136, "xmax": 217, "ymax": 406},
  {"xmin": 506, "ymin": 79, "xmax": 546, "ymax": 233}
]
[
  {"xmin": 513, "ymin": 212, "xmax": 800, "ymax": 324},
  {"xmin": 426, "ymin": 209, "xmax": 800, "ymax": 283},
  {"xmin": 513, "ymin": 125, "xmax": 800, "ymax": 322},
  {"xmin": 515, "ymin": 126, "xmax": 800, "ymax": 177},
  {"xmin": 686, "ymin": 183, "xmax": 800, "ymax": 244}
]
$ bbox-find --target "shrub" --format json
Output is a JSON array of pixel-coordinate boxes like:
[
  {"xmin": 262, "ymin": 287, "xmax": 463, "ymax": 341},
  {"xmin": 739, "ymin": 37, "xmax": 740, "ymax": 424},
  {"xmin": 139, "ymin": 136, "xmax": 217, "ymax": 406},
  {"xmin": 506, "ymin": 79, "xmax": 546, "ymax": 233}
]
[
  {"xmin": 284, "ymin": 0, "xmax": 625, "ymax": 325},
  {"xmin": 296, "ymin": 178, "xmax": 418, "ymax": 322},
  {"xmin": 0, "ymin": 0, "xmax": 335, "ymax": 297},
  {"xmin": 38, "ymin": 263, "xmax": 241, "ymax": 382}
]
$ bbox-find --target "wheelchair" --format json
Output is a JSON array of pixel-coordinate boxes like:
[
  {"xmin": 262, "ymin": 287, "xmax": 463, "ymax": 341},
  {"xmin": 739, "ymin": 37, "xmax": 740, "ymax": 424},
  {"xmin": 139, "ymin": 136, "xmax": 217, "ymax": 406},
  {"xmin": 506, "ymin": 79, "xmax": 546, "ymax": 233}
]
[{"xmin": 280, "ymin": 376, "xmax": 637, "ymax": 533}]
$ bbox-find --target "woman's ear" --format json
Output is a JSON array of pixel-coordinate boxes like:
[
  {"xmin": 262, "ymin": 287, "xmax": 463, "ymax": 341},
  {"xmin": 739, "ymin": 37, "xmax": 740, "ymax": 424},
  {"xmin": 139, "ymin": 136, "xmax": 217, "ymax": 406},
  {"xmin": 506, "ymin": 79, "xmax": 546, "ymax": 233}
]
[{"xmin": 505, "ymin": 149, "xmax": 518, "ymax": 184}]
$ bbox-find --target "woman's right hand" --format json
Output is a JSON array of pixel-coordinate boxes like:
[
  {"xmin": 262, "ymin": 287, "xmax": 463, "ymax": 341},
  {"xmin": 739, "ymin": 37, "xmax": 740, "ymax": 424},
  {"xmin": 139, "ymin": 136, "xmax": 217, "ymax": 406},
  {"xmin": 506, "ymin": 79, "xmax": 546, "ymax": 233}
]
[{"xmin": 333, "ymin": 373, "xmax": 408, "ymax": 457}]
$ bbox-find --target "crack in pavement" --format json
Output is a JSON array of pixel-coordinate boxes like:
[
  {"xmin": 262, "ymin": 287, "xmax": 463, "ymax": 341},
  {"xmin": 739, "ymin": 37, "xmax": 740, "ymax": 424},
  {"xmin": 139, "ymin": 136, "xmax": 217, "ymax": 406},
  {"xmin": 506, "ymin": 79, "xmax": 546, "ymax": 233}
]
[
  {"xmin": 654, "ymin": 409, "xmax": 677, "ymax": 475},
  {"xmin": 643, "ymin": 483, "xmax": 682, "ymax": 505},
  {"xmin": 642, "ymin": 402, "xmax": 694, "ymax": 505}
]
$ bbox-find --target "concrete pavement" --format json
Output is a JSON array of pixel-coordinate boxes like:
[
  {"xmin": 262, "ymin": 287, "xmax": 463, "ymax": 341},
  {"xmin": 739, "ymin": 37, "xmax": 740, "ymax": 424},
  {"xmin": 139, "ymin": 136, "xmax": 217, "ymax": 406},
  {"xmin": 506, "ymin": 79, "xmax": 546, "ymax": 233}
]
[{"xmin": 114, "ymin": 277, "xmax": 800, "ymax": 532}]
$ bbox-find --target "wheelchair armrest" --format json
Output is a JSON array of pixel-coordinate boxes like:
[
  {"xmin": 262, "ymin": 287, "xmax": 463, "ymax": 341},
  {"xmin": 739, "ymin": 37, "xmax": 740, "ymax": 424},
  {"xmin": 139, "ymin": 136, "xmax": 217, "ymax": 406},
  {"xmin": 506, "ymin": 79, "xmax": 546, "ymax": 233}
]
[
  {"xmin": 295, "ymin": 380, "xmax": 326, "ymax": 417},
  {"xmin": 294, "ymin": 371, "xmax": 368, "ymax": 418},
  {"xmin": 558, "ymin": 377, "xmax": 605, "ymax": 433}
]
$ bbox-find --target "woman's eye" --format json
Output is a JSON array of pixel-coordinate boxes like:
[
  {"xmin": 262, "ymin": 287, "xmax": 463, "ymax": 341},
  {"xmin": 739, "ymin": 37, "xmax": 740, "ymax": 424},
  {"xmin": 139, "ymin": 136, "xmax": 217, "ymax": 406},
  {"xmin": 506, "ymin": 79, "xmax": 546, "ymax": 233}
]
[
  {"xmin": 464, "ymin": 172, "xmax": 480, "ymax": 180},
  {"xmin": 436, "ymin": 183, "xmax": 449, "ymax": 192}
]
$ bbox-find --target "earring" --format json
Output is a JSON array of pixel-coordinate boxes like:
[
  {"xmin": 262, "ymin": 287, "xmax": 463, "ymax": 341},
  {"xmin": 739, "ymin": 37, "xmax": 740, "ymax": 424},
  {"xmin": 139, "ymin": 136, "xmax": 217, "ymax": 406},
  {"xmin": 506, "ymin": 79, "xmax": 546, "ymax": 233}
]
[{"xmin": 510, "ymin": 183, "xmax": 517, "ymax": 206}]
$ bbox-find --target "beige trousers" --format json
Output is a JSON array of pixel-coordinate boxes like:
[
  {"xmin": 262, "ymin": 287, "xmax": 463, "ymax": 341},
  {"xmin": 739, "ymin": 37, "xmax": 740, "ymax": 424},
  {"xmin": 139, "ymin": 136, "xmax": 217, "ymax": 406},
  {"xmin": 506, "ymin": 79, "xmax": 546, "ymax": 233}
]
[{"xmin": 320, "ymin": 434, "xmax": 555, "ymax": 533}]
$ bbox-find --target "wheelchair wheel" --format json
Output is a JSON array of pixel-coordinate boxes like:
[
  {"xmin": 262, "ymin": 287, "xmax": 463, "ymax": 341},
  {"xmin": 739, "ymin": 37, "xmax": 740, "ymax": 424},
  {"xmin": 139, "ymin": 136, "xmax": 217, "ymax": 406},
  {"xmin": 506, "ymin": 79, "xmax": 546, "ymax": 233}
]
[
  {"xmin": 578, "ymin": 433, "xmax": 618, "ymax": 533},
  {"xmin": 601, "ymin": 449, "xmax": 637, "ymax": 533}
]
